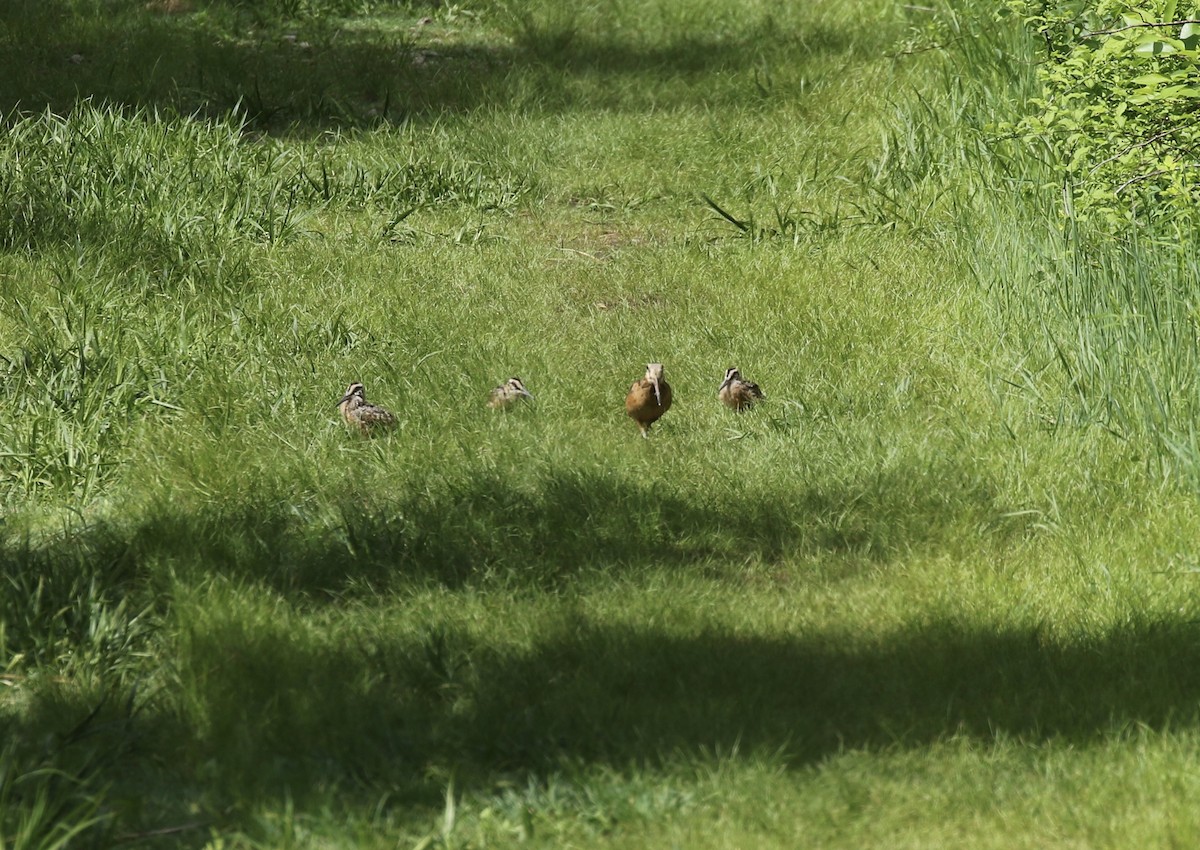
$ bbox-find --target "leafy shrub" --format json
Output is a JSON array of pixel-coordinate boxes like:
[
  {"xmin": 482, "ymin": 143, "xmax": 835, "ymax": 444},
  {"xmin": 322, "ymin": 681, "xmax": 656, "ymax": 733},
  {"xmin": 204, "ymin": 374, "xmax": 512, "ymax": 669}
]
[{"xmin": 1009, "ymin": 0, "xmax": 1200, "ymax": 226}]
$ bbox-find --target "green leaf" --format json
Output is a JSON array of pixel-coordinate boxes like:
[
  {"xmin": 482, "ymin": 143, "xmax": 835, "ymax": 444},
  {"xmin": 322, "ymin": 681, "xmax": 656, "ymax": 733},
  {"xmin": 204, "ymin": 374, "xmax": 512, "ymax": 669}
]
[
  {"xmin": 1156, "ymin": 85, "xmax": 1200, "ymax": 98},
  {"xmin": 1134, "ymin": 40, "xmax": 1178, "ymax": 56}
]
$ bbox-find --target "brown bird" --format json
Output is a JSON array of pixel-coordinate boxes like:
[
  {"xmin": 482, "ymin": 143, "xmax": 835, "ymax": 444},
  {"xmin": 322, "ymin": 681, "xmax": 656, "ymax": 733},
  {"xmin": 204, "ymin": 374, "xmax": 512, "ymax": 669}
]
[
  {"xmin": 488, "ymin": 376, "xmax": 534, "ymax": 410},
  {"xmin": 718, "ymin": 367, "xmax": 764, "ymax": 412},
  {"xmin": 625, "ymin": 362, "xmax": 673, "ymax": 437},
  {"xmin": 336, "ymin": 382, "xmax": 397, "ymax": 435}
]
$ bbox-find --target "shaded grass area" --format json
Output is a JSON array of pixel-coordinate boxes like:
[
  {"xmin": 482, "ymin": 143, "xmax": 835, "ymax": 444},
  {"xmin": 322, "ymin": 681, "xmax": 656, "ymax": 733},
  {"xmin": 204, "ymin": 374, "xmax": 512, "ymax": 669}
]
[
  {"xmin": 0, "ymin": 425, "xmax": 1012, "ymax": 667},
  {"xmin": 8, "ymin": 579, "xmax": 1200, "ymax": 838},
  {"xmin": 129, "ymin": 458, "xmax": 1005, "ymax": 594},
  {"xmin": 0, "ymin": 0, "xmax": 894, "ymax": 130},
  {"xmin": 1, "ymin": 409, "xmax": 1189, "ymax": 841}
]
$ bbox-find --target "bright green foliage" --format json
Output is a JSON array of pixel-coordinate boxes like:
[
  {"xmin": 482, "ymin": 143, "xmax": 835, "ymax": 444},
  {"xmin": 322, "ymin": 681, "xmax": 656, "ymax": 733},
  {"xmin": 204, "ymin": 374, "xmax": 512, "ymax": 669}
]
[
  {"xmin": 1, "ymin": 107, "xmax": 306, "ymax": 270},
  {"xmin": 0, "ymin": 105, "xmax": 526, "ymax": 282},
  {"xmin": 1009, "ymin": 0, "xmax": 1200, "ymax": 226},
  {"xmin": 0, "ymin": 105, "xmax": 525, "ymax": 502}
]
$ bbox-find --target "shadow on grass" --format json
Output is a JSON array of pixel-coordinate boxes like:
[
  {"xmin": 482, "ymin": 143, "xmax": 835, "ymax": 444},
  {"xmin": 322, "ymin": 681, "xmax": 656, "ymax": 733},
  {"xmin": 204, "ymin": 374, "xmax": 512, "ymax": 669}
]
[
  {"xmin": 7, "ymin": 612, "xmax": 1200, "ymax": 841},
  {"xmin": 0, "ymin": 456, "xmax": 1038, "ymax": 835},
  {"xmin": 460, "ymin": 618, "xmax": 1200, "ymax": 769},
  {"xmin": 1, "ymin": 0, "xmax": 883, "ymax": 131},
  {"xmin": 123, "ymin": 458, "xmax": 1005, "ymax": 595},
  {"xmin": 0, "ymin": 449, "xmax": 1004, "ymax": 680}
]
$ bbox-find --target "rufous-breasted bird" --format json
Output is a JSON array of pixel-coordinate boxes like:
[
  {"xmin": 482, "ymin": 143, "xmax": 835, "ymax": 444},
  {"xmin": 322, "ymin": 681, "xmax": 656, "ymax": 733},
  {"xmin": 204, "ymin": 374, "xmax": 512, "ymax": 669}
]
[{"xmin": 625, "ymin": 362, "xmax": 673, "ymax": 437}]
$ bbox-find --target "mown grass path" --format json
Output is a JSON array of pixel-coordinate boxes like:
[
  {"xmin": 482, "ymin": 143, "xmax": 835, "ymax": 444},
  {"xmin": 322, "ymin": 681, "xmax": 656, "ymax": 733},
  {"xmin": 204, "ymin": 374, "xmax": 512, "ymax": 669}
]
[{"xmin": 4, "ymin": 1, "xmax": 1200, "ymax": 848}]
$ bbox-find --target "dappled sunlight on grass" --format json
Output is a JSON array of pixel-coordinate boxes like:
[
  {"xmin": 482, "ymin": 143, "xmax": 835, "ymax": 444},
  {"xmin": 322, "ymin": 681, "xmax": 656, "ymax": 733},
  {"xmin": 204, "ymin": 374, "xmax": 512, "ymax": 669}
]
[
  {"xmin": 0, "ymin": 0, "xmax": 901, "ymax": 131},
  {"xmin": 9, "ymin": 585, "xmax": 1200, "ymax": 838},
  {"xmin": 5, "ymin": 0, "xmax": 1200, "ymax": 846}
]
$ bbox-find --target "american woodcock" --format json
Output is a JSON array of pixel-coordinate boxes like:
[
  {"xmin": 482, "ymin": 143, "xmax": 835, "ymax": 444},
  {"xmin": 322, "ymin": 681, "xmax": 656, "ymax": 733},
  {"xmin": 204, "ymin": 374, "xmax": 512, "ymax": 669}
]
[
  {"xmin": 718, "ymin": 367, "xmax": 764, "ymax": 411},
  {"xmin": 488, "ymin": 377, "xmax": 534, "ymax": 409},
  {"xmin": 625, "ymin": 362, "xmax": 673, "ymax": 437},
  {"xmin": 336, "ymin": 382, "xmax": 397, "ymax": 435}
]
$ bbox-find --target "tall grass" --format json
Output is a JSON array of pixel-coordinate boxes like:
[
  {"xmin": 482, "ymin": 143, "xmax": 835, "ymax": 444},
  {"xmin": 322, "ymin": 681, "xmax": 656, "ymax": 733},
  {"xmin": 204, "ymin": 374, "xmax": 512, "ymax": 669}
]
[
  {"xmin": 0, "ymin": 104, "xmax": 527, "ymax": 280},
  {"xmin": 930, "ymin": 4, "xmax": 1200, "ymax": 488},
  {"xmin": 1, "ymin": 106, "xmax": 306, "ymax": 270},
  {"xmin": 819, "ymin": 0, "xmax": 1200, "ymax": 488},
  {"xmin": 977, "ymin": 216, "xmax": 1200, "ymax": 478},
  {"xmin": 0, "ymin": 102, "xmax": 526, "ymax": 503},
  {"xmin": 0, "ymin": 749, "xmax": 112, "ymax": 850}
]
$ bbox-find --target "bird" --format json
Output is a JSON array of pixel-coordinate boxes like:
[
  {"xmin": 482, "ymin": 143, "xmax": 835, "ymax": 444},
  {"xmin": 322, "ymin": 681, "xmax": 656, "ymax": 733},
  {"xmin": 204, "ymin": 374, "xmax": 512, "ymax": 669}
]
[
  {"xmin": 625, "ymin": 362, "xmax": 673, "ymax": 437},
  {"xmin": 718, "ymin": 367, "xmax": 764, "ymax": 412},
  {"xmin": 488, "ymin": 377, "xmax": 534, "ymax": 409},
  {"xmin": 336, "ymin": 382, "xmax": 397, "ymax": 435}
]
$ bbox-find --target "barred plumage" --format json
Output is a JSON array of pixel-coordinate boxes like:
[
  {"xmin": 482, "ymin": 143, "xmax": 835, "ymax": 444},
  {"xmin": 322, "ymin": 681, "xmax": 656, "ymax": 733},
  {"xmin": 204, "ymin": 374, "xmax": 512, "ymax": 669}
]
[
  {"xmin": 717, "ymin": 367, "xmax": 764, "ymax": 412},
  {"xmin": 336, "ymin": 382, "xmax": 397, "ymax": 435},
  {"xmin": 488, "ymin": 377, "xmax": 534, "ymax": 409}
]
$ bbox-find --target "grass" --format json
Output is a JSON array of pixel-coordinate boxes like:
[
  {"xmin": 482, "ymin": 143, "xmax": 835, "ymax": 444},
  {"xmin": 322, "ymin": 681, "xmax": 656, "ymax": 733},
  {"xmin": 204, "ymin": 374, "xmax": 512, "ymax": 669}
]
[{"xmin": 4, "ymin": 0, "xmax": 1200, "ymax": 847}]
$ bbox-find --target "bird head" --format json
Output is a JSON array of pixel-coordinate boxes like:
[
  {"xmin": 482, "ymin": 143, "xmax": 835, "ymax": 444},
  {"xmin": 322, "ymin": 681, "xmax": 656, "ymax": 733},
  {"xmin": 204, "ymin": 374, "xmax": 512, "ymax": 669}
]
[
  {"xmin": 337, "ymin": 382, "xmax": 365, "ymax": 408},
  {"xmin": 646, "ymin": 363, "xmax": 665, "ymax": 405},
  {"xmin": 507, "ymin": 377, "xmax": 534, "ymax": 400}
]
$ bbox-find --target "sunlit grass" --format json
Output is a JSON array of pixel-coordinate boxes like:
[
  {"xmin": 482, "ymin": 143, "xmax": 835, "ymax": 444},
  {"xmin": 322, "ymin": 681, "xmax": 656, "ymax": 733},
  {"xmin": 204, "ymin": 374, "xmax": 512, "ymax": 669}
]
[{"xmin": 4, "ymin": 0, "xmax": 1200, "ymax": 848}]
